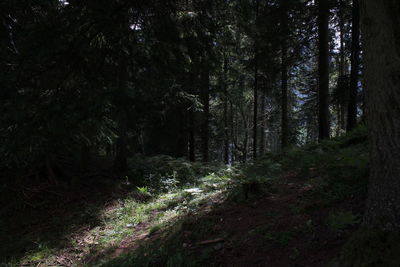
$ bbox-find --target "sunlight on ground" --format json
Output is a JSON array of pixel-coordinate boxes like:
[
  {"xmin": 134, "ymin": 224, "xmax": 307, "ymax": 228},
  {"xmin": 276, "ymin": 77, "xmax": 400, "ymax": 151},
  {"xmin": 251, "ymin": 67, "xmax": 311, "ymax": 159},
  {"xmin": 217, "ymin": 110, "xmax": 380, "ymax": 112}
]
[{"xmin": 15, "ymin": 171, "xmax": 234, "ymax": 266}]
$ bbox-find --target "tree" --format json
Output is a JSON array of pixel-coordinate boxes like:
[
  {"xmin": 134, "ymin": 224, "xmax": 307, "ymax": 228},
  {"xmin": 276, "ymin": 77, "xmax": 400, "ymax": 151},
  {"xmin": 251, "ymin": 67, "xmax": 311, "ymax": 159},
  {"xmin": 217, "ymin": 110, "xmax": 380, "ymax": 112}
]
[
  {"xmin": 361, "ymin": 0, "xmax": 400, "ymax": 230},
  {"xmin": 333, "ymin": 0, "xmax": 350, "ymax": 134},
  {"xmin": 200, "ymin": 56, "xmax": 210, "ymax": 162},
  {"xmin": 317, "ymin": 0, "xmax": 331, "ymax": 140},
  {"xmin": 252, "ymin": 0, "xmax": 260, "ymax": 159},
  {"xmin": 280, "ymin": 0, "xmax": 289, "ymax": 149},
  {"xmin": 346, "ymin": 0, "xmax": 360, "ymax": 132}
]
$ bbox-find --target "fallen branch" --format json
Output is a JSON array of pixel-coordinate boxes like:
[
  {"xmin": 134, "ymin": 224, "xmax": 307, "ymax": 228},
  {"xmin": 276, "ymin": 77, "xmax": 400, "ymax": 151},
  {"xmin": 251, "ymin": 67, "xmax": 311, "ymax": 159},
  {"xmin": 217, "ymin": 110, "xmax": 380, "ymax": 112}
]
[{"xmin": 197, "ymin": 238, "xmax": 224, "ymax": 245}]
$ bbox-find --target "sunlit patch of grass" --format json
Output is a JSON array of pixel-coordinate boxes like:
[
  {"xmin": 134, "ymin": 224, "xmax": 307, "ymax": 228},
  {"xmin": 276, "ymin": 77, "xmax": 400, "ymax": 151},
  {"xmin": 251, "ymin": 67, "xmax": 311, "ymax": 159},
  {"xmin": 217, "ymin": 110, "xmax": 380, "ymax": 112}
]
[
  {"xmin": 18, "ymin": 243, "xmax": 57, "ymax": 267},
  {"xmin": 70, "ymin": 170, "xmax": 233, "ymax": 265}
]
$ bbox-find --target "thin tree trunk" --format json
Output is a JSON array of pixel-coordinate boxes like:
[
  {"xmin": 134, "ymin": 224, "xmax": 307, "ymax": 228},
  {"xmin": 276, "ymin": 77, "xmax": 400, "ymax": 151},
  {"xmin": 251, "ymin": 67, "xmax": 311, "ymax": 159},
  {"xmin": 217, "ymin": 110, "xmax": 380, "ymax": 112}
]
[
  {"xmin": 114, "ymin": 110, "xmax": 128, "ymax": 172},
  {"xmin": 339, "ymin": 0, "xmax": 347, "ymax": 132},
  {"xmin": 230, "ymin": 101, "xmax": 236, "ymax": 163},
  {"xmin": 259, "ymin": 86, "xmax": 266, "ymax": 155},
  {"xmin": 243, "ymin": 120, "xmax": 248, "ymax": 163},
  {"xmin": 339, "ymin": 0, "xmax": 346, "ymax": 77},
  {"xmin": 361, "ymin": 0, "xmax": 400, "ymax": 230},
  {"xmin": 176, "ymin": 108, "xmax": 187, "ymax": 158},
  {"xmin": 347, "ymin": 0, "xmax": 360, "ymax": 132},
  {"xmin": 253, "ymin": 55, "xmax": 259, "ymax": 159},
  {"xmin": 200, "ymin": 57, "xmax": 210, "ymax": 162},
  {"xmin": 188, "ymin": 58, "xmax": 197, "ymax": 162},
  {"xmin": 317, "ymin": 0, "xmax": 331, "ymax": 140},
  {"xmin": 113, "ymin": 57, "xmax": 128, "ymax": 172},
  {"xmin": 223, "ymin": 55, "xmax": 229, "ymax": 164},
  {"xmin": 280, "ymin": 0, "xmax": 289, "ymax": 149},
  {"xmin": 188, "ymin": 109, "xmax": 195, "ymax": 162},
  {"xmin": 253, "ymin": 0, "xmax": 260, "ymax": 160}
]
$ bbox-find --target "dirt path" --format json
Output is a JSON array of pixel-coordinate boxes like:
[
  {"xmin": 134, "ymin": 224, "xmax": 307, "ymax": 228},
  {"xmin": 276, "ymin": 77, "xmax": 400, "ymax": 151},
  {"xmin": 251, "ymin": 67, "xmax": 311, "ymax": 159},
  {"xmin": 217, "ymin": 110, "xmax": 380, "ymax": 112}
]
[
  {"xmin": 178, "ymin": 175, "xmax": 360, "ymax": 267},
  {"xmin": 65, "ymin": 174, "xmax": 360, "ymax": 266}
]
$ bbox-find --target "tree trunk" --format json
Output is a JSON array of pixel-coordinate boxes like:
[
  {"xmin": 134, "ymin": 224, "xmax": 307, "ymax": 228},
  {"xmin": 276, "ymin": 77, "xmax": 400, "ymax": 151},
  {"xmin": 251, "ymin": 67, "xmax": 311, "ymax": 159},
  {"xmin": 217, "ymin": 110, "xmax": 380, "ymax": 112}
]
[
  {"xmin": 230, "ymin": 101, "xmax": 236, "ymax": 163},
  {"xmin": 280, "ymin": 0, "xmax": 289, "ymax": 149},
  {"xmin": 113, "ymin": 57, "xmax": 129, "ymax": 172},
  {"xmin": 347, "ymin": 0, "xmax": 360, "ymax": 132},
  {"xmin": 188, "ymin": 109, "xmax": 195, "ymax": 162},
  {"xmin": 253, "ymin": 0, "xmax": 260, "ymax": 160},
  {"xmin": 338, "ymin": 0, "xmax": 347, "ymax": 132},
  {"xmin": 176, "ymin": 108, "xmax": 187, "ymax": 158},
  {"xmin": 223, "ymin": 55, "xmax": 229, "ymax": 164},
  {"xmin": 259, "ymin": 86, "xmax": 266, "ymax": 155},
  {"xmin": 339, "ymin": 0, "xmax": 346, "ymax": 78},
  {"xmin": 317, "ymin": 0, "xmax": 331, "ymax": 140},
  {"xmin": 187, "ymin": 58, "xmax": 197, "ymax": 162},
  {"xmin": 114, "ymin": 110, "xmax": 128, "ymax": 172},
  {"xmin": 361, "ymin": 0, "xmax": 400, "ymax": 230},
  {"xmin": 200, "ymin": 57, "xmax": 210, "ymax": 162},
  {"xmin": 253, "ymin": 53, "xmax": 259, "ymax": 159}
]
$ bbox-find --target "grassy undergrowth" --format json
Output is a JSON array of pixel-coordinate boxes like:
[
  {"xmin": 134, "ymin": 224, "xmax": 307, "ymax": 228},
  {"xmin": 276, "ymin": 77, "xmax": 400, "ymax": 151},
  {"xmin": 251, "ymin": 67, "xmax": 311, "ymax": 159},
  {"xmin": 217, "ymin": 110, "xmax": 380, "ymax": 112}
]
[
  {"xmin": 1, "ymin": 127, "xmax": 370, "ymax": 266},
  {"xmin": 96, "ymin": 127, "xmax": 369, "ymax": 266}
]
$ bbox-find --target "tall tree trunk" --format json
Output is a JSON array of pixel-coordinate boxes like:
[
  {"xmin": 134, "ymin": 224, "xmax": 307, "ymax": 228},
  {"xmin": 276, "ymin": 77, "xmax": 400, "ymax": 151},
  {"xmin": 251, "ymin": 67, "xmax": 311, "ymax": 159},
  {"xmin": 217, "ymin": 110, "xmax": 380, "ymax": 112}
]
[
  {"xmin": 243, "ymin": 119, "xmax": 248, "ymax": 163},
  {"xmin": 338, "ymin": 0, "xmax": 347, "ymax": 132},
  {"xmin": 253, "ymin": 54, "xmax": 259, "ymax": 159},
  {"xmin": 347, "ymin": 0, "xmax": 360, "ymax": 132},
  {"xmin": 200, "ymin": 57, "xmax": 210, "ymax": 162},
  {"xmin": 114, "ymin": 110, "xmax": 128, "ymax": 172},
  {"xmin": 176, "ymin": 108, "xmax": 187, "ymax": 158},
  {"xmin": 113, "ymin": 57, "xmax": 128, "ymax": 172},
  {"xmin": 361, "ymin": 0, "xmax": 400, "ymax": 230},
  {"xmin": 317, "ymin": 0, "xmax": 331, "ymax": 140},
  {"xmin": 223, "ymin": 55, "xmax": 229, "ymax": 164},
  {"xmin": 259, "ymin": 86, "xmax": 266, "ymax": 155},
  {"xmin": 339, "ymin": 0, "xmax": 346, "ymax": 78},
  {"xmin": 188, "ymin": 109, "xmax": 195, "ymax": 162},
  {"xmin": 280, "ymin": 0, "xmax": 289, "ymax": 149},
  {"xmin": 187, "ymin": 59, "xmax": 197, "ymax": 162},
  {"xmin": 253, "ymin": 0, "xmax": 260, "ymax": 160},
  {"xmin": 230, "ymin": 101, "xmax": 236, "ymax": 163}
]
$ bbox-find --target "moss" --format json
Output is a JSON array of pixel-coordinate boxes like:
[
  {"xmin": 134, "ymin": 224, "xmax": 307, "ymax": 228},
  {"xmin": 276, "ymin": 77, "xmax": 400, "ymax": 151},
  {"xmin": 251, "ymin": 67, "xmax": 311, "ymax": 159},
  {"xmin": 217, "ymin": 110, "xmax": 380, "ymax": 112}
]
[{"xmin": 340, "ymin": 228, "xmax": 400, "ymax": 267}]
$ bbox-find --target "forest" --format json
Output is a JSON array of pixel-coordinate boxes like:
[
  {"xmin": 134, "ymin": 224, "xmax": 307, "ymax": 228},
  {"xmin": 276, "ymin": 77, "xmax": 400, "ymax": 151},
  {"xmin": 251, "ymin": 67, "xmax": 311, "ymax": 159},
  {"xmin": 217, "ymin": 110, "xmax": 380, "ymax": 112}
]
[{"xmin": 1, "ymin": 0, "xmax": 400, "ymax": 266}]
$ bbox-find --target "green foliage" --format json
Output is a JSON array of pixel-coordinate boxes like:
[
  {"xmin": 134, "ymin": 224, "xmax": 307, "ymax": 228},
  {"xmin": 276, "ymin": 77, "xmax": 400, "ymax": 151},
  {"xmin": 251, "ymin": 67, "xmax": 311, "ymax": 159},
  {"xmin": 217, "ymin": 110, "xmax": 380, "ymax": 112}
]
[
  {"xmin": 136, "ymin": 186, "xmax": 151, "ymax": 196},
  {"xmin": 283, "ymin": 126, "xmax": 368, "ymax": 178},
  {"xmin": 328, "ymin": 211, "xmax": 359, "ymax": 231},
  {"xmin": 127, "ymin": 155, "xmax": 219, "ymax": 193},
  {"xmin": 282, "ymin": 127, "xmax": 369, "ymax": 205}
]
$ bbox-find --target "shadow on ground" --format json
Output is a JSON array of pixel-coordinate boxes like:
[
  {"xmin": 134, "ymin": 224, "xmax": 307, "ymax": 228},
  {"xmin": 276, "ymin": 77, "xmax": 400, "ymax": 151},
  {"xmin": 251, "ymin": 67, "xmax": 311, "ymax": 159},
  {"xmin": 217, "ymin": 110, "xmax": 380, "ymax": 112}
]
[
  {"xmin": 88, "ymin": 173, "xmax": 366, "ymax": 267},
  {"xmin": 0, "ymin": 174, "xmax": 131, "ymax": 265}
]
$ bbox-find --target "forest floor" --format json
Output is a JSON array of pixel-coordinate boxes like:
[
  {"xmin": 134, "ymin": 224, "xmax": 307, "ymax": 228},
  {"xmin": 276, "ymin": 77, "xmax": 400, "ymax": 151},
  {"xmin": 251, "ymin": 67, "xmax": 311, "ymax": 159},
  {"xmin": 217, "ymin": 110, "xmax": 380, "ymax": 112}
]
[{"xmin": 1, "ymin": 128, "xmax": 368, "ymax": 267}]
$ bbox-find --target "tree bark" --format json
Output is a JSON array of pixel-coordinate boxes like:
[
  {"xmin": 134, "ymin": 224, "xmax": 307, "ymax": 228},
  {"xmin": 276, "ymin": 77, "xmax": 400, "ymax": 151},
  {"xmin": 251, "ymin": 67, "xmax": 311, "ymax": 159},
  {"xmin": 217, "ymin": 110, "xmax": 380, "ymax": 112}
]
[
  {"xmin": 317, "ymin": 0, "xmax": 331, "ymax": 140},
  {"xmin": 223, "ymin": 55, "xmax": 229, "ymax": 164},
  {"xmin": 200, "ymin": 57, "xmax": 210, "ymax": 162},
  {"xmin": 347, "ymin": 0, "xmax": 360, "ymax": 132},
  {"xmin": 280, "ymin": 0, "xmax": 289, "ymax": 149},
  {"xmin": 114, "ymin": 110, "xmax": 128, "ymax": 172},
  {"xmin": 259, "ymin": 86, "xmax": 266, "ymax": 155},
  {"xmin": 253, "ymin": 52, "xmax": 259, "ymax": 159},
  {"xmin": 253, "ymin": 0, "xmax": 259, "ymax": 160},
  {"xmin": 361, "ymin": 0, "xmax": 400, "ymax": 230},
  {"xmin": 113, "ymin": 57, "xmax": 128, "ymax": 172},
  {"xmin": 188, "ymin": 109, "xmax": 195, "ymax": 162},
  {"xmin": 338, "ymin": 0, "xmax": 347, "ymax": 132}
]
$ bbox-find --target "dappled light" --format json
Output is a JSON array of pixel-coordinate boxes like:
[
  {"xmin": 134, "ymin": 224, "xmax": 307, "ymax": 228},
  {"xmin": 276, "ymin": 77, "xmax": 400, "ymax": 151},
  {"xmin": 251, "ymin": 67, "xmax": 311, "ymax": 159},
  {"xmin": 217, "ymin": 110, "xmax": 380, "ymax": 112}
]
[{"xmin": 2, "ymin": 0, "xmax": 400, "ymax": 266}]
